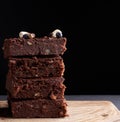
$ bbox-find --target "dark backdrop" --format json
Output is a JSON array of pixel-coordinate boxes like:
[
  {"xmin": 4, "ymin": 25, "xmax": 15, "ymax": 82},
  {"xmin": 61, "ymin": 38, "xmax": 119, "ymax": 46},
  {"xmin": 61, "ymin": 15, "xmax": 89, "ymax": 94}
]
[{"xmin": 0, "ymin": 0, "xmax": 119, "ymax": 95}]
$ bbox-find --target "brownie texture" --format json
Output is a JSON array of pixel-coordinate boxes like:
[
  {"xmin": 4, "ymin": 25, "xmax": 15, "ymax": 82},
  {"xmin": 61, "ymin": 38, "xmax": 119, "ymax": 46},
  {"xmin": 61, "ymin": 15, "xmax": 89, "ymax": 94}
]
[
  {"xmin": 8, "ymin": 56, "xmax": 64, "ymax": 78},
  {"xmin": 6, "ymin": 74, "xmax": 66, "ymax": 99},
  {"xmin": 3, "ymin": 37, "xmax": 67, "ymax": 58},
  {"xmin": 9, "ymin": 98, "xmax": 67, "ymax": 118}
]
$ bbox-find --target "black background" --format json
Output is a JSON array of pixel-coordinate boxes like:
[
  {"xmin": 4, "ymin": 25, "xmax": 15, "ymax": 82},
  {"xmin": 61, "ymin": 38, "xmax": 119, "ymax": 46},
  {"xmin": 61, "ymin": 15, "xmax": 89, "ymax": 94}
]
[{"xmin": 0, "ymin": 0, "xmax": 119, "ymax": 95}]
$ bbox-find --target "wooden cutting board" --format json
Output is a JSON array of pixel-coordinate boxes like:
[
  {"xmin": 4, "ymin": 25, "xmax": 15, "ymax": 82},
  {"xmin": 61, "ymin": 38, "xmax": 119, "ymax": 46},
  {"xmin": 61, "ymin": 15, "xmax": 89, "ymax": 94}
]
[{"xmin": 0, "ymin": 100, "xmax": 120, "ymax": 122}]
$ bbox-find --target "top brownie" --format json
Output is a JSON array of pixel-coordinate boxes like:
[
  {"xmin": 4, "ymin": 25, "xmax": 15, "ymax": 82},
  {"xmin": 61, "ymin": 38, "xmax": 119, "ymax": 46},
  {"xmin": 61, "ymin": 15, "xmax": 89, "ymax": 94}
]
[
  {"xmin": 3, "ymin": 37, "xmax": 67, "ymax": 58},
  {"xmin": 3, "ymin": 30, "xmax": 67, "ymax": 58}
]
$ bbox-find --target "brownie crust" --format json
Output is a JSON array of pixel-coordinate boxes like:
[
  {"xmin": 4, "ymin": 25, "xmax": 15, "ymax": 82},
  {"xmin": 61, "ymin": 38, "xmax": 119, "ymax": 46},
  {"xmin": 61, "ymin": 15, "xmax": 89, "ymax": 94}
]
[
  {"xmin": 8, "ymin": 56, "xmax": 65, "ymax": 78},
  {"xmin": 3, "ymin": 37, "xmax": 67, "ymax": 58}
]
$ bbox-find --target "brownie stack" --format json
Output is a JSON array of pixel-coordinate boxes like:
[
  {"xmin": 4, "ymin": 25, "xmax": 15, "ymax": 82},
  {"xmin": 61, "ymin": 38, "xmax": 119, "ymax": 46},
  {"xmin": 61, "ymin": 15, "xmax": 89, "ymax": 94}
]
[{"xmin": 3, "ymin": 30, "xmax": 67, "ymax": 118}]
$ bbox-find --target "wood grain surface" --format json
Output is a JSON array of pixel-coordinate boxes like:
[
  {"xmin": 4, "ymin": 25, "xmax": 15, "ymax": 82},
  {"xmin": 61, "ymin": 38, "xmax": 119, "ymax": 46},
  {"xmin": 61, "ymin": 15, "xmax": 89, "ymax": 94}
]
[{"xmin": 0, "ymin": 101, "xmax": 120, "ymax": 122}]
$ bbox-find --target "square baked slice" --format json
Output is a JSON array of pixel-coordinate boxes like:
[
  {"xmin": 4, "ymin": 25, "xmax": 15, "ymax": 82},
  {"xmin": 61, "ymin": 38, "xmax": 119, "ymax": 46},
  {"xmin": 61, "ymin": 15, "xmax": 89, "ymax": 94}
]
[
  {"xmin": 8, "ymin": 56, "xmax": 64, "ymax": 78},
  {"xmin": 6, "ymin": 75, "xmax": 66, "ymax": 99},
  {"xmin": 8, "ymin": 98, "xmax": 67, "ymax": 118},
  {"xmin": 3, "ymin": 37, "xmax": 67, "ymax": 58}
]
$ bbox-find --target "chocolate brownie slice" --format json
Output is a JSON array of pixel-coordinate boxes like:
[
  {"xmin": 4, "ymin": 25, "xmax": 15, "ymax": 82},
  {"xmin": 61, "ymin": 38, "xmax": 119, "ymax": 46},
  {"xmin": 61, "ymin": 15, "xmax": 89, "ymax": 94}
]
[
  {"xmin": 6, "ymin": 75, "xmax": 66, "ymax": 99},
  {"xmin": 3, "ymin": 37, "xmax": 67, "ymax": 58},
  {"xmin": 9, "ymin": 98, "xmax": 67, "ymax": 118},
  {"xmin": 8, "ymin": 56, "xmax": 64, "ymax": 78}
]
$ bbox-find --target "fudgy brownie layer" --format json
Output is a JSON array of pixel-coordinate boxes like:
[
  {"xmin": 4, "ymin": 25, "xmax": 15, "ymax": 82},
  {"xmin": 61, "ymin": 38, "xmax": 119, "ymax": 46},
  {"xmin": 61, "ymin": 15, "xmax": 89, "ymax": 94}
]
[
  {"xmin": 9, "ymin": 98, "xmax": 67, "ymax": 118},
  {"xmin": 8, "ymin": 56, "xmax": 64, "ymax": 78},
  {"xmin": 3, "ymin": 37, "xmax": 67, "ymax": 58},
  {"xmin": 6, "ymin": 75, "xmax": 66, "ymax": 99}
]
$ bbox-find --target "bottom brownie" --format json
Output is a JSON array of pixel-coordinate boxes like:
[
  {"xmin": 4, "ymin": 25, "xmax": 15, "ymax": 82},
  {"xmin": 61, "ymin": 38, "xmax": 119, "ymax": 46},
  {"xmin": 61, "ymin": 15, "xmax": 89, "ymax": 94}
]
[{"xmin": 9, "ymin": 98, "xmax": 67, "ymax": 118}]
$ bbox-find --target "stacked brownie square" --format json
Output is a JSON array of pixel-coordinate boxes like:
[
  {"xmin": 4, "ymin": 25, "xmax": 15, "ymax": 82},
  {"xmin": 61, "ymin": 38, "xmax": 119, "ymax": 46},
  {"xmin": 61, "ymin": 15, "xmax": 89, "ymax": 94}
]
[{"xmin": 3, "ymin": 30, "xmax": 67, "ymax": 118}]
